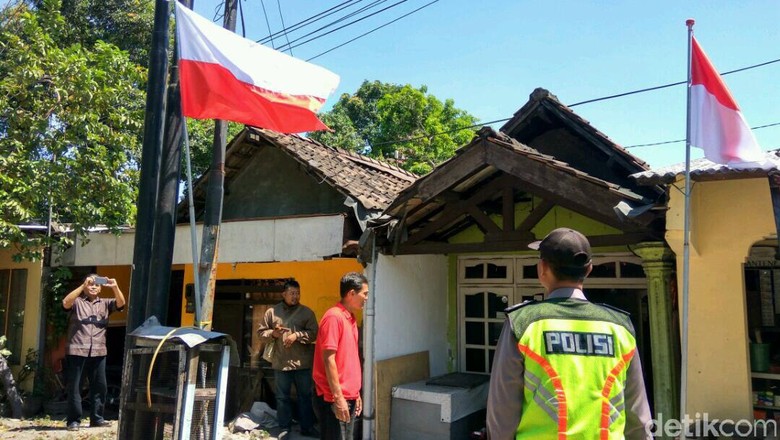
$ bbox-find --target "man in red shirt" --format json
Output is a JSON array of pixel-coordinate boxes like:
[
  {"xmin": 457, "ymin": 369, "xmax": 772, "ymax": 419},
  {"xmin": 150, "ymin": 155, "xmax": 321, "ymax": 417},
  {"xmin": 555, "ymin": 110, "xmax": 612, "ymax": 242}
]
[{"xmin": 312, "ymin": 272, "xmax": 368, "ymax": 440}]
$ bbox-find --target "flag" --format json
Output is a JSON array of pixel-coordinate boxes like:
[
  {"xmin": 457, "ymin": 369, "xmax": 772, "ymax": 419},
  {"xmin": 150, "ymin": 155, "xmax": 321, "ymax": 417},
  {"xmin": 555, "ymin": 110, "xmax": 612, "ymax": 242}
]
[
  {"xmin": 174, "ymin": 2, "xmax": 340, "ymax": 133},
  {"xmin": 689, "ymin": 36, "xmax": 764, "ymax": 166}
]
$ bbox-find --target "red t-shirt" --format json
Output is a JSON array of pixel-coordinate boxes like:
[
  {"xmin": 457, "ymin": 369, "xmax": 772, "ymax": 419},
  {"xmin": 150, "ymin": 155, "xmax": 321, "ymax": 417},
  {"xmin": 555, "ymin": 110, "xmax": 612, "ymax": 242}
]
[{"xmin": 313, "ymin": 302, "xmax": 361, "ymax": 402}]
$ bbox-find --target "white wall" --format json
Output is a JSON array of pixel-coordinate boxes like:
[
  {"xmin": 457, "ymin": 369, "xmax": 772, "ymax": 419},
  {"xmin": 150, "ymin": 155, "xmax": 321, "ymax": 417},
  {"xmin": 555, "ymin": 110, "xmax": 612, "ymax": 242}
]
[
  {"xmin": 370, "ymin": 253, "xmax": 449, "ymax": 376},
  {"xmin": 57, "ymin": 215, "xmax": 345, "ymax": 266}
]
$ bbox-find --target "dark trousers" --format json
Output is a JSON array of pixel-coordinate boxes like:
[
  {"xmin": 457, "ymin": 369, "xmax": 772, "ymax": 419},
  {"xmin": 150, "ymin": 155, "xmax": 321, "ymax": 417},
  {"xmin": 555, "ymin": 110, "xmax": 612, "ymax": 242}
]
[
  {"xmin": 66, "ymin": 355, "xmax": 107, "ymax": 425},
  {"xmin": 315, "ymin": 394, "xmax": 356, "ymax": 440},
  {"xmin": 275, "ymin": 368, "xmax": 315, "ymax": 432}
]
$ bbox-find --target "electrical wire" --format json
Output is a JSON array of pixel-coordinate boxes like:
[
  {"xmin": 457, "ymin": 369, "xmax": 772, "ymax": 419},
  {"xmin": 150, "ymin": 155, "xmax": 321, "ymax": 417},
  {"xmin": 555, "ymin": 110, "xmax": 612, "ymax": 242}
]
[
  {"xmin": 259, "ymin": 0, "xmax": 276, "ymax": 49},
  {"xmin": 276, "ymin": 0, "xmax": 293, "ymax": 55},
  {"xmin": 275, "ymin": 0, "xmax": 391, "ymax": 52},
  {"xmin": 370, "ymin": 58, "xmax": 780, "ymax": 149},
  {"xmin": 238, "ymin": 0, "xmax": 246, "ymax": 37},
  {"xmin": 257, "ymin": 0, "xmax": 359, "ymax": 44},
  {"xmin": 625, "ymin": 122, "xmax": 780, "ymax": 149},
  {"xmin": 282, "ymin": 0, "xmax": 409, "ymax": 52},
  {"xmin": 272, "ymin": 1, "xmax": 387, "ymax": 50},
  {"xmin": 307, "ymin": 0, "xmax": 439, "ymax": 62}
]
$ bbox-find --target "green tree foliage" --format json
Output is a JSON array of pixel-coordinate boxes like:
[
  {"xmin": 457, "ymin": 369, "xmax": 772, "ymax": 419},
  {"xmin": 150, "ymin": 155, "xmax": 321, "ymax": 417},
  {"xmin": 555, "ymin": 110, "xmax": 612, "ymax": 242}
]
[
  {"xmin": 310, "ymin": 80, "xmax": 479, "ymax": 175},
  {"xmin": 0, "ymin": 0, "xmax": 145, "ymax": 260},
  {"xmin": 29, "ymin": 0, "xmax": 154, "ymax": 66}
]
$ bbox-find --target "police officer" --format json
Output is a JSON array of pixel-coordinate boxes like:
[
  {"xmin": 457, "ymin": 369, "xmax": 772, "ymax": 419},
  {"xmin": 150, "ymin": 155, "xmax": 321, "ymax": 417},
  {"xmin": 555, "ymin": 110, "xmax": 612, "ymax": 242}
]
[{"xmin": 487, "ymin": 228, "xmax": 651, "ymax": 439}]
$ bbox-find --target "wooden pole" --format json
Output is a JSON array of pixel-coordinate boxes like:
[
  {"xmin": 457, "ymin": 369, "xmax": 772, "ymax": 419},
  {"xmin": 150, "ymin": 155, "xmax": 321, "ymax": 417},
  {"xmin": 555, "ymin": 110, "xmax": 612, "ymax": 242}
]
[{"xmin": 197, "ymin": 0, "xmax": 237, "ymax": 330}]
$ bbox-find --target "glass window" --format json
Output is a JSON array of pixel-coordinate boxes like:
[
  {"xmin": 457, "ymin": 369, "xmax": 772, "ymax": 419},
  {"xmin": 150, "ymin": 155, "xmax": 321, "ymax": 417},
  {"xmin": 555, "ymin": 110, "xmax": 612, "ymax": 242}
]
[
  {"xmin": 620, "ymin": 262, "xmax": 646, "ymax": 278},
  {"xmin": 590, "ymin": 262, "xmax": 617, "ymax": 278},
  {"xmin": 486, "ymin": 264, "xmax": 507, "ymax": 279},
  {"xmin": 465, "ymin": 322, "xmax": 485, "ymax": 345},
  {"xmin": 464, "ymin": 292, "xmax": 485, "ymax": 318},
  {"xmin": 464, "ymin": 263, "xmax": 484, "ymax": 280},
  {"xmin": 465, "ymin": 348, "xmax": 485, "ymax": 373}
]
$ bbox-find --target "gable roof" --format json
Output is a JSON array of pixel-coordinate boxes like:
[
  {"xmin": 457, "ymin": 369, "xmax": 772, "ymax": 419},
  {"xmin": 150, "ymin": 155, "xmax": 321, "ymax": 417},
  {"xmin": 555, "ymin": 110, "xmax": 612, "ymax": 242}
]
[
  {"xmin": 632, "ymin": 150, "xmax": 780, "ymax": 185},
  {"xmin": 383, "ymin": 127, "xmax": 663, "ymax": 255},
  {"xmin": 179, "ymin": 127, "xmax": 417, "ymax": 222},
  {"xmin": 500, "ymin": 88, "xmax": 662, "ymax": 199}
]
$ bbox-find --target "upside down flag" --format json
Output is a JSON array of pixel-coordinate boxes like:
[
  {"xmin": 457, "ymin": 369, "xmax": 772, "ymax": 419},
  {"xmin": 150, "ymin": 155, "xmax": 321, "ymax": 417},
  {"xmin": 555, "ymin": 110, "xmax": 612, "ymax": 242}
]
[{"xmin": 175, "ymin": 2, "xmax": 340, "ymax": 133}]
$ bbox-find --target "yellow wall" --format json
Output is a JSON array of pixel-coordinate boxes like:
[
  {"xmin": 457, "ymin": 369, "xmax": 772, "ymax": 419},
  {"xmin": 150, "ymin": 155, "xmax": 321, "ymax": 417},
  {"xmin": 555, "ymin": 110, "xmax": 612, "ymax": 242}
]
[
  {"xmin": 179, "ymin": 258, "xmax": 364, "ymax": 326},
  {"xmin": 666, "ymin": 177, "xmax": 776, "ymax": 419},
  {"xmin": 95, "ymin": 265, "xmax": 132, "ymax": 325},
  {"xmin": 0, "ymin": 248, "xmax": 43, "ymax": 389}
]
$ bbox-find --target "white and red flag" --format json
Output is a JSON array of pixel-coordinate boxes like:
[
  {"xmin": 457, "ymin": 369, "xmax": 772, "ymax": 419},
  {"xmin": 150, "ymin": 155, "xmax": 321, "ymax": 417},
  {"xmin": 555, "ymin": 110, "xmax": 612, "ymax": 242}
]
[
  {"xmin": 174, "ymin": 2, "xmax": 340, "ymax": 133},
  {"xmin": 689, "ymin": 36, "xmax": 764, "ymax": 166}
]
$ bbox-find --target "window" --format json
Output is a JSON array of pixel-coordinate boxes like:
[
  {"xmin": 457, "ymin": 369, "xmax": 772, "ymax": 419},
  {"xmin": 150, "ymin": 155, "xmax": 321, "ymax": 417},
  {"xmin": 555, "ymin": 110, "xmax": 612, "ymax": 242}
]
[
  {"xmin": 458, "ymin": 259, "xmax": 513, "ymax": 284},
  {"xmin": 459, "ymin": 287, "xmax": 513, "ymax": 374},
  {"xmin": 0, "ymin": 269, "xmax": 27, "ymax": 365},
  {"xmin": 457, "ymin": 254, "xmax": 646, "ymax": 374}
]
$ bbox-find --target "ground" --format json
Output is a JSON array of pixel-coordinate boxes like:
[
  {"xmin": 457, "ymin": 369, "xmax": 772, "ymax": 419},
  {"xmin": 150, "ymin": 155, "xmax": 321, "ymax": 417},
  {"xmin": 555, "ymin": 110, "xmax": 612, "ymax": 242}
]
[{"xmin": 0, "ymin": 417, "xmax": 311, "ymax": 439}]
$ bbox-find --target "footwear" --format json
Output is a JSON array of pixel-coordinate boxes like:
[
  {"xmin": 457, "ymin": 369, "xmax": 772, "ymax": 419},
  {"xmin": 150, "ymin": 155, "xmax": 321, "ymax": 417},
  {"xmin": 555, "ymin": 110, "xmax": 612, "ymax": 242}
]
[
  {"xmin": 66, "ymin": 422, "xmax": 80, "ymax": 431},
  {"xmin": 301, "ymin": 427, "xmax": 320, "ymax": 437},
  {"xmin": 90, "ymin": 420, "xmax": 111, "ymax": 428},
  {"xmin": 277, "ymin": 430, "xmax": 289, "ymax": 440}
]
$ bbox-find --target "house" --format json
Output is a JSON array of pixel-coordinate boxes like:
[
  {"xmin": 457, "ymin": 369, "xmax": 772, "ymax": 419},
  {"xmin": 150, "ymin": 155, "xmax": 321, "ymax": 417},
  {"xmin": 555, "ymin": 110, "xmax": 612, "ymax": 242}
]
[
  {"xmin": 633, "ymin": 153, "xmax": 780, "ymax": 424},
  {"xmin": 363, "ymin": 89, "xmax": 680, "ymax": 438},
  {"xmin": 52, "ymin": 125, "xmax": 416, "ymax": 417}
]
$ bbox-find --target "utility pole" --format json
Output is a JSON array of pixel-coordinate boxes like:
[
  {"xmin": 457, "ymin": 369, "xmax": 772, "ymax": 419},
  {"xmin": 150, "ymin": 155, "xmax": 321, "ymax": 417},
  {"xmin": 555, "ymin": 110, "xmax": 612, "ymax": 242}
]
[
  {"xmin": 197, "ymin": 0, "xmax": 237, "ymax": 330},
  {"xmin": 127, "ymin": 0, "xmax": 170, "ymax": 333},
  {"xmin": 147, "ymin": 0, "xmax": 194, "ymax": 325}
]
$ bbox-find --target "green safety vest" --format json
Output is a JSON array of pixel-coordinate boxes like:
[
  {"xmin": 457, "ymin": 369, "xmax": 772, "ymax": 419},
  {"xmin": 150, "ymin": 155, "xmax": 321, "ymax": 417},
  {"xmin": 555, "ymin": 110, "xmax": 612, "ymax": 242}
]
[{"xmin": 508, "ymin": 298, "xmax": 637, "ymax": 440}]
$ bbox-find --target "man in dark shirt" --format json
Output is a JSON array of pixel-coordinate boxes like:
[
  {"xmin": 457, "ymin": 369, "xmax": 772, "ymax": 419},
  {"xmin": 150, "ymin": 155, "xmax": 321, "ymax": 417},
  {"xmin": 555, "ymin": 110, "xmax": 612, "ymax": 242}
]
[{"xmin": 62, "ymin": 274, "xmax": 125, "ymax": 431}]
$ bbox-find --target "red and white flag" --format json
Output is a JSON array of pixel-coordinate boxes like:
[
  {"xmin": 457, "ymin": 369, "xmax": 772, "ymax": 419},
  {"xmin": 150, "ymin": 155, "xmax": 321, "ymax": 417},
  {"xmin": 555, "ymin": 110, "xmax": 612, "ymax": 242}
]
[
  {"xmin": 689, "ymin": 36, "xmax": 765, "ymax": 167},
  {"xmin": 175, "ymin": 2, "xmax": 340, "ymax": 133}
]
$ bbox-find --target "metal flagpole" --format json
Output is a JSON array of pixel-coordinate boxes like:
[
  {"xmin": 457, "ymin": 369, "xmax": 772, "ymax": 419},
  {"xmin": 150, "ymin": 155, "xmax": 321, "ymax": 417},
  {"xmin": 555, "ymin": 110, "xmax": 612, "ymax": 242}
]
[
  {"xmin": 681, "ymin": 18, "xmax": 695, "ymax": 429},
  {"xmin": 173, "ymin": 1, "xmax": 203, "ymax": 326}
]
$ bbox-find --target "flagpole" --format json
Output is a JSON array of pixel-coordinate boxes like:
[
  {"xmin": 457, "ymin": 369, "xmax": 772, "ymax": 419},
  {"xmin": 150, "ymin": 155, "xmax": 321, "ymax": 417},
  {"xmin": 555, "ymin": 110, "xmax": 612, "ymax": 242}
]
[{"xmin": 681, "ymin": 18, "xmax": 695, "ymax": 429}]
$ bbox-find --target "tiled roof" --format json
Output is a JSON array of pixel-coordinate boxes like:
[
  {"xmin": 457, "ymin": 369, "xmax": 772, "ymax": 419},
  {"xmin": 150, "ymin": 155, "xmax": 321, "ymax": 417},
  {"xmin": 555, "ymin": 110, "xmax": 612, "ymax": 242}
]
[
  {"xmin": 632, "ymin": 150, "xmax": 780, "ymax": 185},
  {"xmin": 502, "ymin": 88, "xmax": 652, "ymax": 172},
  {"xmin": 244, "ymin": 127, "xmax": 417, "ymax": 211}
]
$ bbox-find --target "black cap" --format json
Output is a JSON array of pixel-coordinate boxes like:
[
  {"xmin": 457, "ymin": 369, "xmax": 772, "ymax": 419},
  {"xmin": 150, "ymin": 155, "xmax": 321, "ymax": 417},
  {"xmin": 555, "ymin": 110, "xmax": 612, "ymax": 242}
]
[{"xmin": 529, "ymin": 228, "xmax": 592, "ymax": 275}]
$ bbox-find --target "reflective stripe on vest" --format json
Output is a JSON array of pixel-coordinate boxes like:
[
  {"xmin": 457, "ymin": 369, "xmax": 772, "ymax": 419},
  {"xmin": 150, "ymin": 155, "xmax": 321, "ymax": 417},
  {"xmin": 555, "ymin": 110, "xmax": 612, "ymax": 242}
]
[{"xmin": 509, "ymin": 301, "xmax": 637, "ymax": 440}]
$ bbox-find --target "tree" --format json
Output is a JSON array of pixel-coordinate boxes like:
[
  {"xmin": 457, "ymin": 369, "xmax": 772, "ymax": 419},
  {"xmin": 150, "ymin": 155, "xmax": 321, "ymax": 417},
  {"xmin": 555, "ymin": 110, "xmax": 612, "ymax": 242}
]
[
  {"xmin": 29, "ymin": 0, "xmax": 155, "ymax": 67},
  {"xmin": 310, "ymin": 80, "xmax": 478, "ymax": 175},
  {"xmin": 0, "ymin": 0, "xmax": 146, "ymax": 260}
]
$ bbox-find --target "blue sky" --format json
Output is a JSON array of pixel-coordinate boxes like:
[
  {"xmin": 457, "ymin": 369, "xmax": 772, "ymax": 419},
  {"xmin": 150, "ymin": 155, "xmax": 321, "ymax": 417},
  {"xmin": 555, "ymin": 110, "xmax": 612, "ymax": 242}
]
[{"xmin": 194, "ymin": 0, "xmax": 779, "ymax": 168}]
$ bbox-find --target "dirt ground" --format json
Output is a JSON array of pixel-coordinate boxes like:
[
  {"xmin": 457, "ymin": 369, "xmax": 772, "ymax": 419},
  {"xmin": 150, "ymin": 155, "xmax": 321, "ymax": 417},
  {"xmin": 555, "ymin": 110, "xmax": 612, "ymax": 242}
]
[
  {"xmin": 0, "ymin": 417, "xmax": 116, "ymax": 439},
  {"xmin": 0, "ymin": 417, "xmax": 308, "ymax": 439}
]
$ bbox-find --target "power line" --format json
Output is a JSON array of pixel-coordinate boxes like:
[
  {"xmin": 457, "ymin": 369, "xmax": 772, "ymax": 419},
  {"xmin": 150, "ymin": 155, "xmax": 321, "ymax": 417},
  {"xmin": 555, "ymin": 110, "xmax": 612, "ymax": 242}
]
[
  {"xmin": 368, "ymin": 57, "xmax": 780, "ymax": 149},
  {"xmin": 281, "ymin": 0, "xmax": 408, "ymax": 52},
  {"xmin": 258, "ymin": 0, "xmax": 276, "ymax": 49},
  {"xmin": 569, "ymin": 58, "xmax": 780, "ymax": 107},
  {"xmin": 276, "ymin": 0, "xmax": 293, "ymax": 55},
  {"xmin": 257, "ymin": 0, "xmax": 359, "ymax": 44},
  {"xmin": 274, "ymin": 0, "xmax": 389, "ymax": 52},
  {"xmin": 307, "ymin": 0, "xmax": 440, "ymax": 62},
  {"xmin": 625, "ymin": 122, "xmax": 780, "ymax": 149}
]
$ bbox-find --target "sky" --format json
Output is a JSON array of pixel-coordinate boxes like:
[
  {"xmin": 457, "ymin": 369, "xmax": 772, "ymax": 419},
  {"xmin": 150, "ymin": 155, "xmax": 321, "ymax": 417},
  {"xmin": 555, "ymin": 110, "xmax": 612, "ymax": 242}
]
[{"xmin": 194, "ymin": 0, "xmax": 779, "ymax": 169}]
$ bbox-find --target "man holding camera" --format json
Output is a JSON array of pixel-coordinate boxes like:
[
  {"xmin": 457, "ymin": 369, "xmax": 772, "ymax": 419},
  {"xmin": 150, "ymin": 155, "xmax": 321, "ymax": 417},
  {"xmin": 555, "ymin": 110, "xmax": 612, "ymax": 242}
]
[
  {"xmin": 258, "ymin": 280, "xmax": 319, "ymax": 439},
  {"xmin": 62, "ymin": 274, "xmax": 125, "ymax": 431}
]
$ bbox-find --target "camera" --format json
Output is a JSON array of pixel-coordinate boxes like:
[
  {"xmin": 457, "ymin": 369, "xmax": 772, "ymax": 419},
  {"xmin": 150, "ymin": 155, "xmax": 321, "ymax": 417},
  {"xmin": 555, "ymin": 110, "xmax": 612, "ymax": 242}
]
[{"xmin": 93, "ymin": 276, "xmax": 109, "ymax": 285}]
